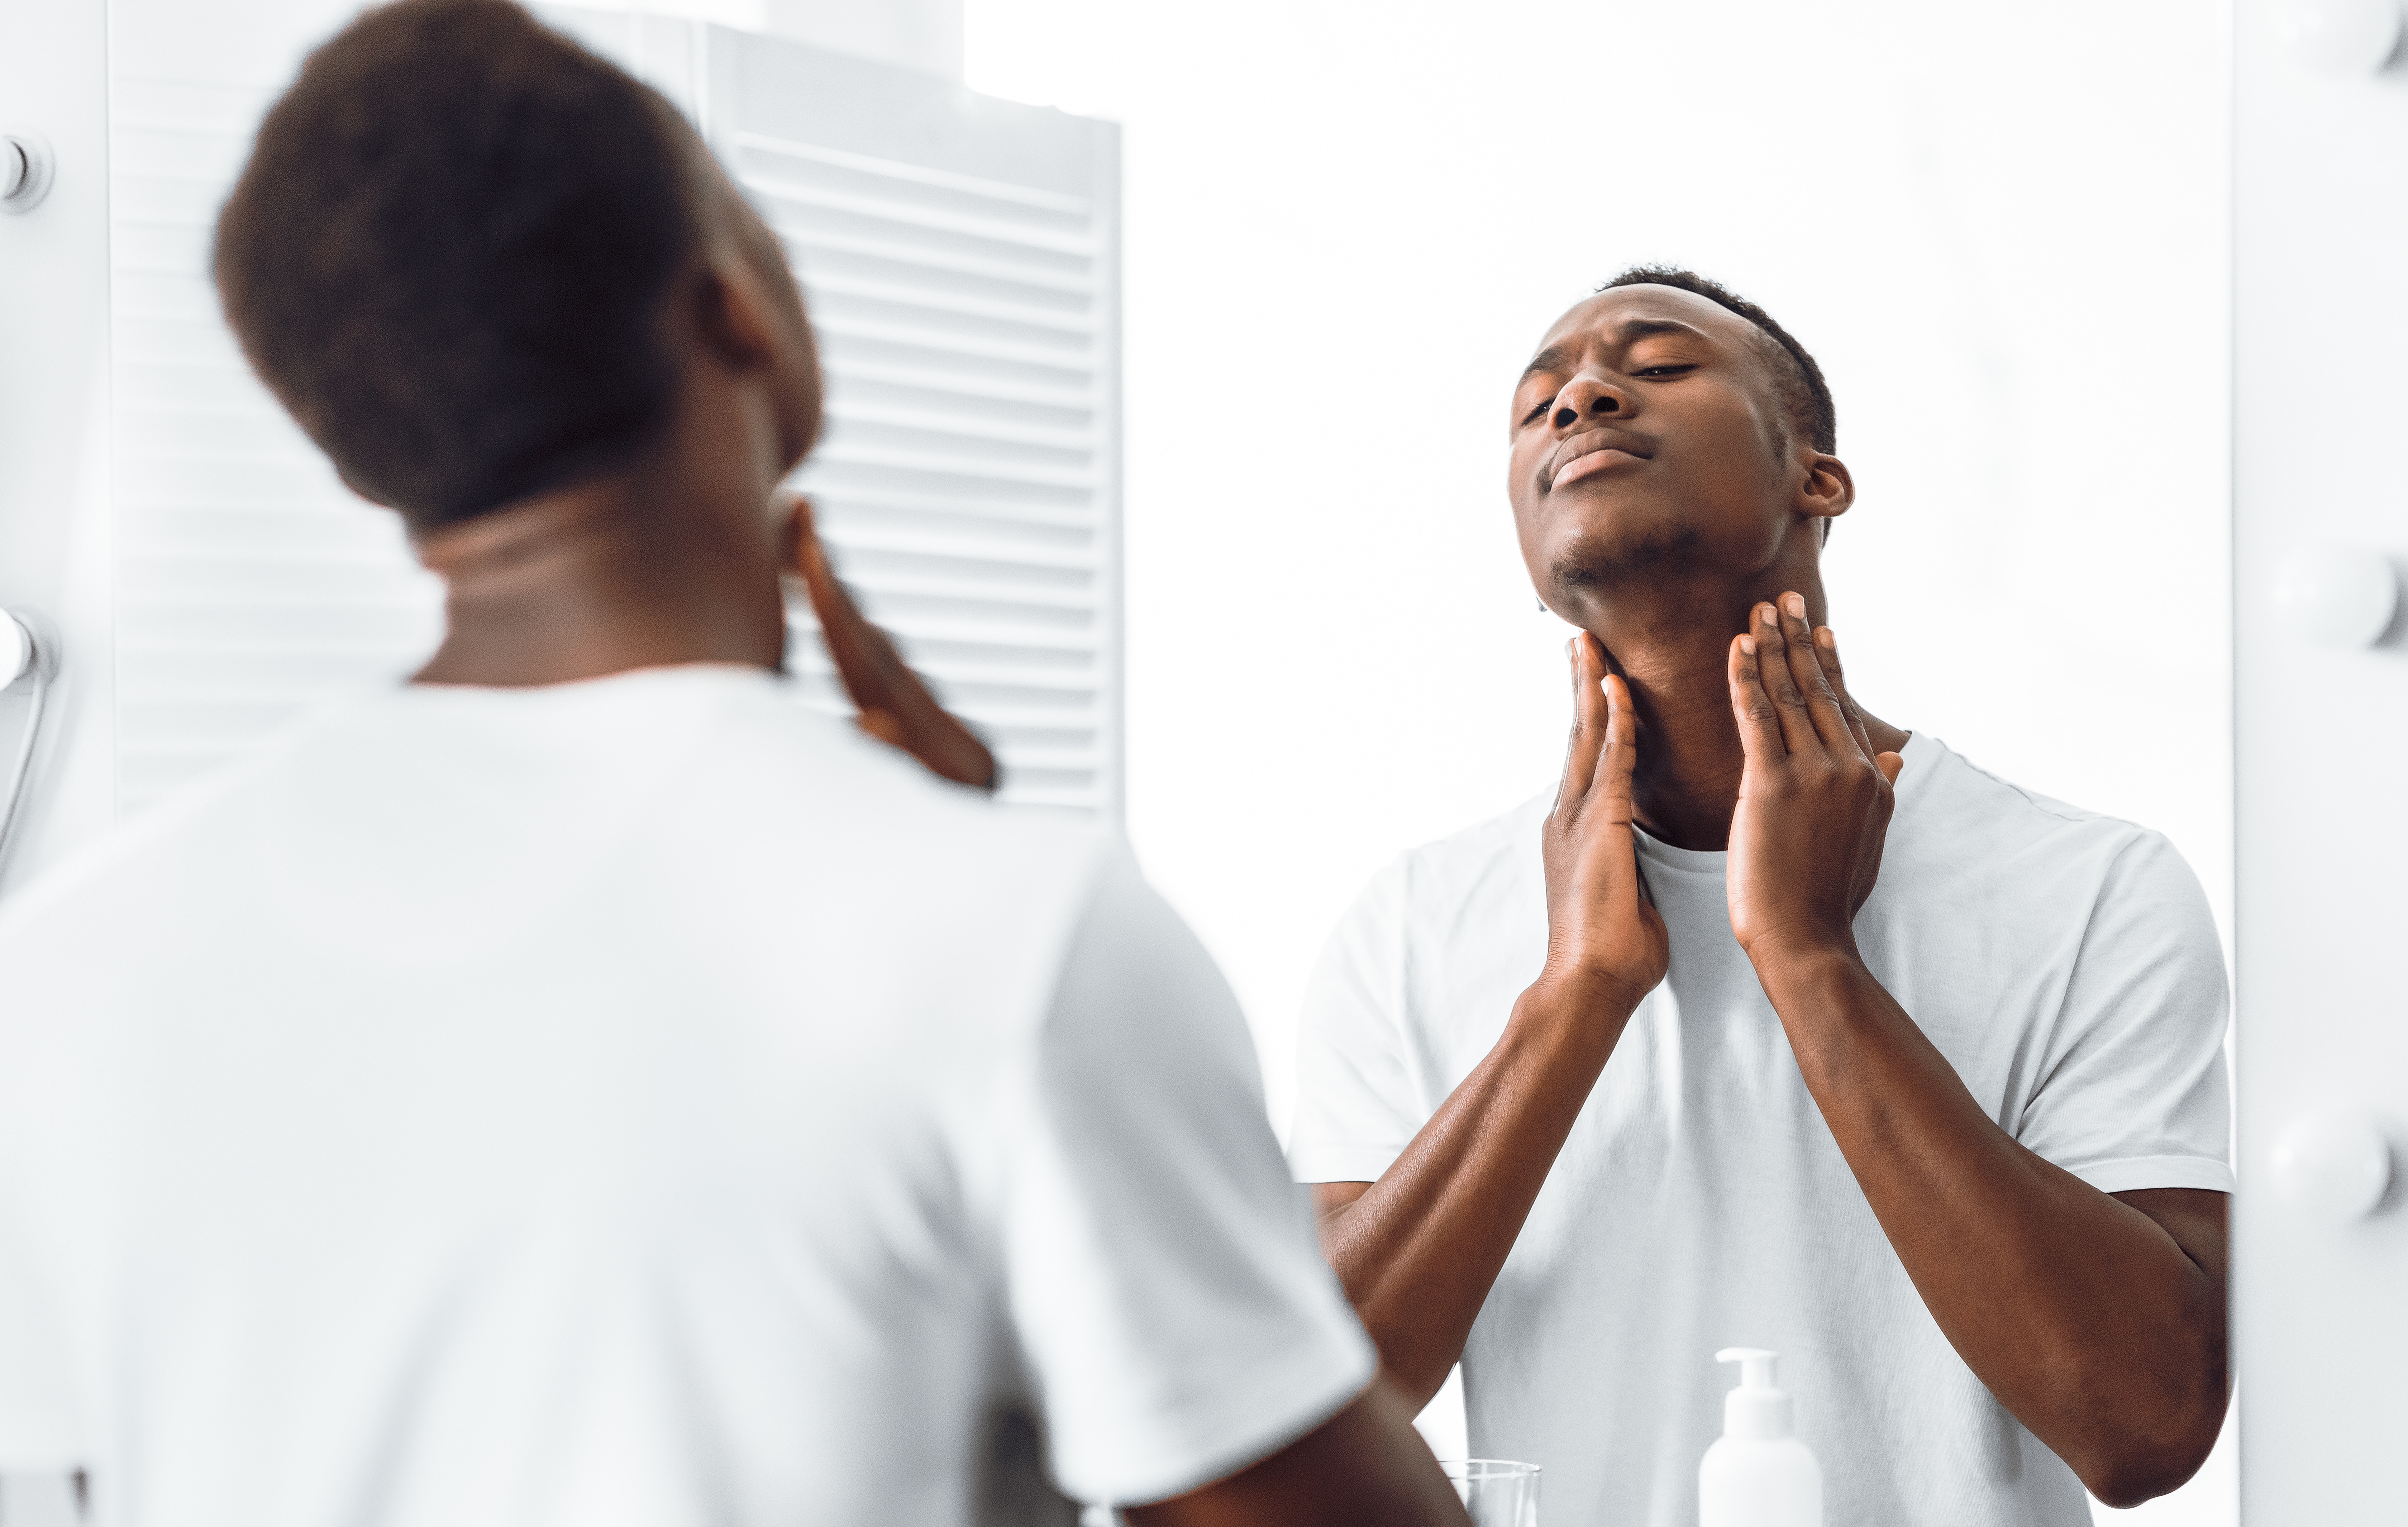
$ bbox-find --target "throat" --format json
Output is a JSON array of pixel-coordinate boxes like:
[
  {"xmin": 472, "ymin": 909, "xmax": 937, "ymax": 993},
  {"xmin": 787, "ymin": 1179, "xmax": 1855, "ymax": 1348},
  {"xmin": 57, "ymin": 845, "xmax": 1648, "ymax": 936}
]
[
  {"xmin": 1627, "ymin": 707, "xmax": 1746, "ymax": 853},
  {"xmin": 1608, "ymin": 642, "xmax": 1910, "ymax": 854},
  {"xmin": 1604, "ymin": 635, "xmax": 1747, "ymax": 851}
]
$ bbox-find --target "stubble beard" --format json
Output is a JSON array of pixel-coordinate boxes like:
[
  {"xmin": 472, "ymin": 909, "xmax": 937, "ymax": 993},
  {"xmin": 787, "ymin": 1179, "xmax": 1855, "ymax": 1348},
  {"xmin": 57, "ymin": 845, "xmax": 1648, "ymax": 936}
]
[{"xmin": 1546, "ymin": 521, "xmax": 1710, "ymax": 592}]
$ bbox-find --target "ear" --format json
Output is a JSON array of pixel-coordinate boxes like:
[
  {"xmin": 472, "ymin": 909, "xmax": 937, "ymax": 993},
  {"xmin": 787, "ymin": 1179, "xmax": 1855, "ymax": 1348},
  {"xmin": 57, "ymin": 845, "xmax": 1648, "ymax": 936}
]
[
  {"xmin": 1795, "ymin": 451, "xmax": 1855, "ymax": 529},
  {"xmin": 691, "ymin": 235, "xmax": 825, "ymax": 472},
  {"xmin": 692, "ymin": 253, "xmax": 782, "ymax": 373}
]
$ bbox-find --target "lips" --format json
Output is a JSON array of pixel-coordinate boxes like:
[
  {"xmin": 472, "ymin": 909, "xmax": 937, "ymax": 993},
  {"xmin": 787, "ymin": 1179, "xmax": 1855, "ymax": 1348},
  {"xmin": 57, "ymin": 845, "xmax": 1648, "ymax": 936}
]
[{"xmin": 1546, "ymin": 428, "xmax": 1655, "ymax": 491}]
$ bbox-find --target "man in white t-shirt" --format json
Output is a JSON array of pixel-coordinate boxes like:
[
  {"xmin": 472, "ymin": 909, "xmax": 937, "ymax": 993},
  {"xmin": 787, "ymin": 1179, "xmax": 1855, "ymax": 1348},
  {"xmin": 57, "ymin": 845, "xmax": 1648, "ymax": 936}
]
[
  {"xmin": 0, "ymin": 4, "xmax": 1470, "ymax": 1524},
  {"xmin": 1292, "ymin": 267, "xmax": 2232, "ymax": 1526}
]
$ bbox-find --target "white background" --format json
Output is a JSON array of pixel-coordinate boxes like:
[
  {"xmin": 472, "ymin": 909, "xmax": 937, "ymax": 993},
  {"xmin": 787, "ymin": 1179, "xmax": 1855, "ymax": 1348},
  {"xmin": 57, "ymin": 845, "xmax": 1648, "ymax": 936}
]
[{"xmin": 964, "ymin": 2, "xmax": 2235, "ymax": 1522}]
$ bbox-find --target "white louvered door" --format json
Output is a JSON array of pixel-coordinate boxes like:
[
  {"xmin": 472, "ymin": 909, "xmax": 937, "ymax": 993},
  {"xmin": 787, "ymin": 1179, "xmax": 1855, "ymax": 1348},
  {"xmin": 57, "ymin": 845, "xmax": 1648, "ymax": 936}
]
[
  {"xmin": 106, "ymin": 0, "xmax": 1122, "ymax": 821},
  {"xmin": 684, "ymin": 15, "xmax": 1125, "ymax": 817}
]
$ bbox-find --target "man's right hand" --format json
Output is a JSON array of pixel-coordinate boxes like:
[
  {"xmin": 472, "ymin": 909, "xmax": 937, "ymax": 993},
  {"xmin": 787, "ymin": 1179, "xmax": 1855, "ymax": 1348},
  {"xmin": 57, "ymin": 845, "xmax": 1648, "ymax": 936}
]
[
  {"xmin": 1307, "ymin": 631, "xmax": 1668, "ymax": 1408},
  {"xmin": 1536, "ymin": 633, "xmax": 1669, "ymax": 1013},
  {"xmin": 777, "ymin": 490, "xmax": 999, "ymax": 791}
]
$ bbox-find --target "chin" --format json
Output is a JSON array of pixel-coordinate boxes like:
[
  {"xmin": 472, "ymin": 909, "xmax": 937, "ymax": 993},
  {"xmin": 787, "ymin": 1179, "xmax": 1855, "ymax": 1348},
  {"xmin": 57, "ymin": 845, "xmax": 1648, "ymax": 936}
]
[{"xmin": 1546, "ymin": 521, "xmax": 1710, "ymax": 591}]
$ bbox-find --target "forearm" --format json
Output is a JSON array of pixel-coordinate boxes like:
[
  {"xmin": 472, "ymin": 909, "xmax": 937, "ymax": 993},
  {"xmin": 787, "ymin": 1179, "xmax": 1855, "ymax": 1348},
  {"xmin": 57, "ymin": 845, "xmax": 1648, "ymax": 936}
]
[
  {"xmin": 1317, "ymin": 975, "xmax": 1634, "ymax": 1407},
  {"xmin": 1758, "ymin": 947, "xmax": 2227, "ymax": 1502}
]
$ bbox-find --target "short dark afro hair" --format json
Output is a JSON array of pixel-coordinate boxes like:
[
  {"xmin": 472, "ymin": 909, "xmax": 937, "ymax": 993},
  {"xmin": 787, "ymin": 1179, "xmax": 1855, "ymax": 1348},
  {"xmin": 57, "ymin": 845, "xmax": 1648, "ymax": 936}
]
[
  {"xmin": 1597, "ymin": 266, "xmax": 1836, "ymax": 455},
  {"xmin": 214, "ymin": 0, "xmax": 705, "ymax": 529}
]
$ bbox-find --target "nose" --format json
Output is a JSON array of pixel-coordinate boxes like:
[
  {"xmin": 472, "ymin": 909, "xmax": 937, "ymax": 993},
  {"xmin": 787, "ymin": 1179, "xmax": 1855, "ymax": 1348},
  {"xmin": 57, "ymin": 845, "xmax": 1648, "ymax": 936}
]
[{"xmin": 1551, "ymin": 374, "xmax": 1631, "ymax": 430}]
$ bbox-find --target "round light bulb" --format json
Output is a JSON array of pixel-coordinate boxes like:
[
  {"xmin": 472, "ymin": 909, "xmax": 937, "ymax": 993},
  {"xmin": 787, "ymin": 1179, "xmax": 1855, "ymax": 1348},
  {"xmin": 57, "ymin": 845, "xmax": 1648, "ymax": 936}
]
[
  {"xmin": 0, "ymin": 131, "xmax": 52, "ymax": 215},
  {"xmin": 0, "ymin": 615, "xmax": 29, "ymax": 688},
  {"xmin": 2270, "ymin": 1113, "xmax": 2393, "ymax": 1224},
  {"xmin": 2271, "ymin": 544, "xmax": 2397, "ymax": 648},
  {"xmin": 2276, "ymin": 0, "xmax": 2405, "ymax": 74}
]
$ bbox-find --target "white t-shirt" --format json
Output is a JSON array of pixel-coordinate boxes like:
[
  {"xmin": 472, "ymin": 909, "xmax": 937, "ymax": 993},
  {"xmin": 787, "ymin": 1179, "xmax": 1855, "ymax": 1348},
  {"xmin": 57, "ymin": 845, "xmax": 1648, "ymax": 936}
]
[
  {"xmin": 0, "ymin": 664, "xmax": 1374, "ymax": 1527},
  {"xmin": 1289, "ymin": 734, "xmax": 2231, "ymax": 1527}
]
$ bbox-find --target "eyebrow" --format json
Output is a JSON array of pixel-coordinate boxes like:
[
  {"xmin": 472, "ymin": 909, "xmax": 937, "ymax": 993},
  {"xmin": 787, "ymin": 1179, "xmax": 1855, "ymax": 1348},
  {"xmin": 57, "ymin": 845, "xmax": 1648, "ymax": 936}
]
[{"xmin": 1517, "ymin": 317, "xmax": 1710, "ymax": 387}]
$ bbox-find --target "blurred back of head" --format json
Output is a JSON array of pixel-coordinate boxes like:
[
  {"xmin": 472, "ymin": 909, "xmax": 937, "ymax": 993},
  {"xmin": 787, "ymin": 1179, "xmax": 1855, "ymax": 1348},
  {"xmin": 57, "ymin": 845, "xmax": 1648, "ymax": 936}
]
[{"xmin": 214, "ymin": 0, "xmax": 703, "ymax": 530}]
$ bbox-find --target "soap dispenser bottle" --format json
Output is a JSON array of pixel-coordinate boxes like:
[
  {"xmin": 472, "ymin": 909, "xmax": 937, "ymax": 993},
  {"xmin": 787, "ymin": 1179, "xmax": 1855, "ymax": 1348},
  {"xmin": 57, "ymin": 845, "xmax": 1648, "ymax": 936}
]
[{"xmin": 1698, "ymin": 1347, "xmax": 1822, "ymax": 1527}]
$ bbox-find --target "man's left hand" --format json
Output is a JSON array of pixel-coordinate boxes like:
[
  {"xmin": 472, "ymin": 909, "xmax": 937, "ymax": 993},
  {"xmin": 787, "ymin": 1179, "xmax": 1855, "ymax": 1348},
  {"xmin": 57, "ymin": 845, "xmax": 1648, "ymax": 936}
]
[{"xmin": 1723, "ymin": 591, "xmax": 1903, "ymax": 965}]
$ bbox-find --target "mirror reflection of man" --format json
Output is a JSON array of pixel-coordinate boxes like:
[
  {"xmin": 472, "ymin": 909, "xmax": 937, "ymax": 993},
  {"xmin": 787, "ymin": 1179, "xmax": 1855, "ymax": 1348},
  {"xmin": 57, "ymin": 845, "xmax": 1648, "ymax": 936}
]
[
  {"xmin": 0, "ymin": 5, "xmax": 1468, "ymax": 1525},
  {"xmin": 1293, "ymin": 269, "xmax": 2232, "ymax": 1526}
]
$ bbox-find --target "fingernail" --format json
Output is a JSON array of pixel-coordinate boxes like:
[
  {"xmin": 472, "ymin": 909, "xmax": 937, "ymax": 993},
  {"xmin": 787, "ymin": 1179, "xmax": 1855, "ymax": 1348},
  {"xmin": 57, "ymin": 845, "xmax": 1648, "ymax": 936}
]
[
  {"xmin": 1816, "ymin": 627, "xmax": 1836, "ymax": 650},
  {"xmin": 1759, "ymin": 604, "xmax": 1778, "ymax": 628},
  {"xmin": 1739, "ymin": 634, "xmax": 1757, "ymax": 655},
  {"xmin": 1784, "ymin": 592, "xmax": 1806, "ymax": 618}
]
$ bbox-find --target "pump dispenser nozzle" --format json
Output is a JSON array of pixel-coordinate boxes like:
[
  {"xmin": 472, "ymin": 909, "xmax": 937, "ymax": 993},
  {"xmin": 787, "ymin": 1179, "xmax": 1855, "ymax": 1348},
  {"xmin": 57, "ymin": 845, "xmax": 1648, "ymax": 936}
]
[
  {"xmin": 1717, "ymin": 1347, "xmax": 1778, "ymax": 1389},
  {"xmin": 1715, "ymin": 1346, "xmax": 1795, "ymax": 1440},
  {"xmin": 1701, "ymin": 1347, "xmax": 1822, "ymax": 1527}
]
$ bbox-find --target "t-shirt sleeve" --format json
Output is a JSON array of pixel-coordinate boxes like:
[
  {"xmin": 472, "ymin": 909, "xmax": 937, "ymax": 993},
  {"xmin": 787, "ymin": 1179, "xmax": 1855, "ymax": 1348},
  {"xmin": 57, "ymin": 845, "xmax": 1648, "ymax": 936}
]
[
  {"xmin": 2013, "ymin": 830, "xmax": 2235, "ymax": 1196},
  {"xmin": 997, "ymin": 845, "xmax": 1376, "ymax": 1507},
  {"xmin": 1286, "ymin": 860, "xmax": 1425, "ymax": 1185}
]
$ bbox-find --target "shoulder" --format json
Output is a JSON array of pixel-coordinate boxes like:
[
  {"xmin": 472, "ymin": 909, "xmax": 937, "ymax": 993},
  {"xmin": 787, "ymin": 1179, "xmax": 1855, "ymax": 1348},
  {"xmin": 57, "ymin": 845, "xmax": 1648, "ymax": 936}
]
[
  {"xmin": 703, "ymin": 679, "xmax": 1116, "ymax": 900},
  {"xmin": 1889, "ymin": 735, "xmax": 2209, "ymax": 915},
  {"xmin": 1900, "ymin": 735, "xmax": 2156, "ymax": 862},
  {"xmin": 1317, "ymin": 792, "xmax": 1548, "ymax": 970},
  {"xmin": 1385, "ymin": 791, "xmax": 1551, "ymax": 915}
]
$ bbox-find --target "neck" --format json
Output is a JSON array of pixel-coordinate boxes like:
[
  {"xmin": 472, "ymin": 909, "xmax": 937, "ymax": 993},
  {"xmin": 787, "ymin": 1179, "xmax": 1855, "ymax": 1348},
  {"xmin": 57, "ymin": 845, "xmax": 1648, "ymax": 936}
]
[
  {"xmin": 410, "ymin": 385, "xmax": 791, "ymax": 688},
  {"xmin": 1583, "ymin": 563, "xmax": 1905, "ymax": 851}
]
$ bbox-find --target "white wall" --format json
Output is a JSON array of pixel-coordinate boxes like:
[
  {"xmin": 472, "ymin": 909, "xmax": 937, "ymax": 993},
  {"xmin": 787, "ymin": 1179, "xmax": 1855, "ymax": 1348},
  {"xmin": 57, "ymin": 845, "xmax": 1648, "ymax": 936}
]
[{"xmin": 966, "ymin": 2, "xmax": 2234, "ymax": 1521}]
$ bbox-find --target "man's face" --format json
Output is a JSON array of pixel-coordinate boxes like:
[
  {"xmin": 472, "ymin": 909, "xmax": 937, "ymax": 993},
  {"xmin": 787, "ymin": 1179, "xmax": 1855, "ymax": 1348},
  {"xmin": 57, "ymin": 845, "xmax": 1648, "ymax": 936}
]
[{"xmin": 1506, "ymin": 285, "xmax": 1837, "ymax": 619}]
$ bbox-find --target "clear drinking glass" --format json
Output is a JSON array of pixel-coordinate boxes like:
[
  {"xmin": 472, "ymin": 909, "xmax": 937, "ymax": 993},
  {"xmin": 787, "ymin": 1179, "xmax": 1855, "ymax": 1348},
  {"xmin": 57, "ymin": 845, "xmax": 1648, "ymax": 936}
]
[{"xmin": 1440, "ymin": 1459, "xmax": 1540, "ymax": 1527}]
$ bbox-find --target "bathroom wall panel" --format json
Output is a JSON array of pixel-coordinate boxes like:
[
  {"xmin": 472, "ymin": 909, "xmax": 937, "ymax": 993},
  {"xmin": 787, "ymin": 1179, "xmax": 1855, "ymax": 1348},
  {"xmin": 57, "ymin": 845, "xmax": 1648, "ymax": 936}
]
[{"xmin": 2232, "ymin": 3, "xmax": 2408, "ymax": 1521}]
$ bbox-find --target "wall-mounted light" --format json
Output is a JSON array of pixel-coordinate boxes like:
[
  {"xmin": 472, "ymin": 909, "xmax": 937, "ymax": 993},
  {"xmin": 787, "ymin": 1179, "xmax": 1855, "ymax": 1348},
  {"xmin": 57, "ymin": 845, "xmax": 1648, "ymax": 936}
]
[
  {"xmin": 0, "ymin": 129, "xmax": 54, "ymax": 215},
  {"xmin": 2271, "ymin": 544, "xmax": 2398, "ymax": 648},
  {"xmin": 0, "ymin": 615, "xmax": 33, "ymax": 692},
  {"xmin": 0, "ymin": 611, "xmax": 52, "ymax": 872},
  {"xmin": 2276, "ymin": 0, "xmax": 2405, "ymax": 74},
  {"xmin": 2270, "ymin": 1112, "xmax": 2395, "ymax": 1225}
]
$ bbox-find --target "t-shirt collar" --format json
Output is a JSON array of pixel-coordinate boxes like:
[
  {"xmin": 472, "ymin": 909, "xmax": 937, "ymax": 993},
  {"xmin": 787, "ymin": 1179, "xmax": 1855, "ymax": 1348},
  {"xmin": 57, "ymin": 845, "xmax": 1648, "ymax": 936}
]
[{"xmin": 1632, "ymin": 731, "xmax": 1928, "ymax": 872}]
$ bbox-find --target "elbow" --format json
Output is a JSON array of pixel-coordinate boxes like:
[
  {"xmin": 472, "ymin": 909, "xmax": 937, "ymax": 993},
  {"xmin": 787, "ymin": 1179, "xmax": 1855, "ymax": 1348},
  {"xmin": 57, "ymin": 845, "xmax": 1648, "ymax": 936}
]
[
  {"xmin": 2085, "ymin": 1463, "xmax": 2183, "ymax": 1511},
  {"xmin": 1343, "ymin": 1288, "xmax": 1454, "ymax": 1413},
  {"xmin": 2075, "ymin": 1396, "xmax": 2230, "ymax": 1510},
  {"xmin": 2073, "ymin": 1279, "xmax": 2232, "ymax": 1510},
  {"xmin": 2085, "ymin": 1454, "xmax": 2203, "ymax": 1512},
  {"xmin": 1354, "ymin": 1330, "xmax": 1453, "ymax": 1415},
  {"xmin": 1382, "ymin": 1360, "xmax": 1451, "ymax": 1418}
]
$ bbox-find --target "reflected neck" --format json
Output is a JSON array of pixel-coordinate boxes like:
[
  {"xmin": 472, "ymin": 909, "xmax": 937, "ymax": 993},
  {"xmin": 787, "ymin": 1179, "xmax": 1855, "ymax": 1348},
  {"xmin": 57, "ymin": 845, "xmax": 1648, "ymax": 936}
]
[
  {"xmin": 409, "ymin": 456, "xmax": 787, "ymax": 689},
  {"xmin": 1583, "ymin": 568, "xmax": 1902, "ymax": 852}
]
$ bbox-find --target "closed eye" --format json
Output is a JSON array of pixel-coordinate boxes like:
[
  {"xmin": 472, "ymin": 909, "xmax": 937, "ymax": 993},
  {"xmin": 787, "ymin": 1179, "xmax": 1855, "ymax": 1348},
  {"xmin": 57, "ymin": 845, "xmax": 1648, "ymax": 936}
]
[
  {"xmin": 1519, "ymin": 397, "xmax": 1552, "ymax": 426},
  {"xmin": 1633, "ymin": 364, "xmax": 1694, "ymax": 379}
]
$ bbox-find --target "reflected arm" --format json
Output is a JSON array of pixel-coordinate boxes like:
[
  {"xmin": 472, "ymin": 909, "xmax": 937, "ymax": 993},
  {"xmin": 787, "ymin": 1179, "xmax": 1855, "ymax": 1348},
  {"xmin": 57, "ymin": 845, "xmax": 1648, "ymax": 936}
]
[
  {"xmin": 1308, "ymin": 973, "xmax": 1641, "ymax": 1411},
  {"xmin": 1124, "ymin": 1381, "xmax": 1467, "ymax": 1527}
]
